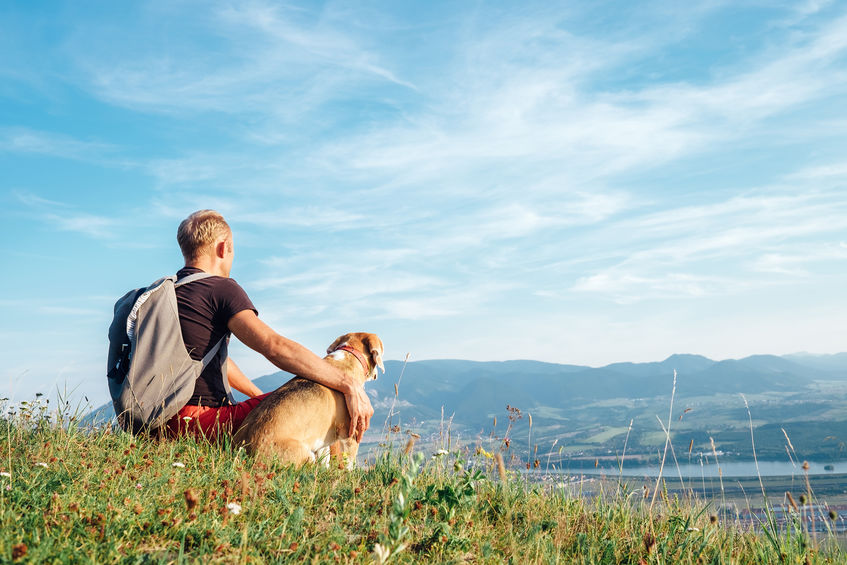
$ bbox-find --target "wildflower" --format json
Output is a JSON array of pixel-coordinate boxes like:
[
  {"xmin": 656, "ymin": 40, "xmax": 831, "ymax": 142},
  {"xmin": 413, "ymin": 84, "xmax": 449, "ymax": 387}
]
[
  {"xmin": 0, "ymin": 472, "xmax": 10, "ymax": 478},
  {"xmin": 476, "ymin": 447, "xmax": 493, "ymax": 459},
  {"xmin": 35, "ymin": 462, "xmax": 48, "ymax": 468},
  {"xmin": 135, "ymin": 483, "xmax": 143, "ymax": 489},
  {"xmin": 432, "ymin": 449, "xmax": 449, "ymax": 459},
  {"xmin": 226, "ymin": 502, "xmax": 242, "ymax": 515},
  {"xmin": 172, "ymin": 462, "xmax": 185, "ymax": 468},
  {"xmin": 182, "ymin": 416, "xmax": 192, "ymax": 422}
]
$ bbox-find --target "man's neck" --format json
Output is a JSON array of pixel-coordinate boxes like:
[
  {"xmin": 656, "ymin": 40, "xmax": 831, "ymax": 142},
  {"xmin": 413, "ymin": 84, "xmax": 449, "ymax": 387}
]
[{"xmin": 184, "ymin": 258, "xmax": 228, "ymax": 277}]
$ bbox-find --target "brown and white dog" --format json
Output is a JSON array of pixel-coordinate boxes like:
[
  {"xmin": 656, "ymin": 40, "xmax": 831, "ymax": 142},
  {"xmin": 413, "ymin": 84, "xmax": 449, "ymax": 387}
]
[{"xmin": 232, "ymin": 332, "xmax": 383, "ymax": 467}]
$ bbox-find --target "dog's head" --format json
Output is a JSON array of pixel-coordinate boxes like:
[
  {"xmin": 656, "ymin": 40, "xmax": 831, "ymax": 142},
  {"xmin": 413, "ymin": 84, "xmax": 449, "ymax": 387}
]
[{"xmin": 327, "ymin": 332, "xmax": 384, "ymax": 381}]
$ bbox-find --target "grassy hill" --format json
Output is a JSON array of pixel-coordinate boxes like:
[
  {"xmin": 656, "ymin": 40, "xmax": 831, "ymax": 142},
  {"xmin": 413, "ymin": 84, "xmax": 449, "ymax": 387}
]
[{"xmin": 3, "ymin": 400, "xmax": 844, "ymax": 563}]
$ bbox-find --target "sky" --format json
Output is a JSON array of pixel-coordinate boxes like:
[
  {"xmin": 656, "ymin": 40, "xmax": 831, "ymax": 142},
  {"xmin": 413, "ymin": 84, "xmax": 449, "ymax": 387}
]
[{"xmin": 2, "ymin": 0, "xmax": 847, "ymax": 408}]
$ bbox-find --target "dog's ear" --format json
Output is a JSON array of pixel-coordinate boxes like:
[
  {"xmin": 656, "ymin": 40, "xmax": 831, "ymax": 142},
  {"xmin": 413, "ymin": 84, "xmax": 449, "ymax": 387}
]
[
  {"xmin": 364, "ymin": 334, "xmax": 385, "ymax": 374},
  {"xmin": 326, "ymin": 334, "xmax": 350, "ymax": 355}
]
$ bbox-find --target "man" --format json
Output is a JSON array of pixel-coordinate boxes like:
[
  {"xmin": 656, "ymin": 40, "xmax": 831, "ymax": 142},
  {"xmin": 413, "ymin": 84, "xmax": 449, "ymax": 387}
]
[{"xmin": 165, "ymin": 209, "xmax": 373, "ymax": 442}]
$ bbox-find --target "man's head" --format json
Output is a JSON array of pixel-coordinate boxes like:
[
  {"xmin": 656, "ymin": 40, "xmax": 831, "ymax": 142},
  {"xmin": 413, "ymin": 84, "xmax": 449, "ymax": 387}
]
[{"xmin": 177, "ymin": 210, "xmax": 234, "ymax": 276}]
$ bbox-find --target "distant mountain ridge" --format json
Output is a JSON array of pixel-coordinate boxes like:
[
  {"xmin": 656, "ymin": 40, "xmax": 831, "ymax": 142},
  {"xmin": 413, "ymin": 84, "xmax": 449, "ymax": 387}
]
[{"xmin": 85, "ymin": 352, "xmax": 847, "ymax": 428}]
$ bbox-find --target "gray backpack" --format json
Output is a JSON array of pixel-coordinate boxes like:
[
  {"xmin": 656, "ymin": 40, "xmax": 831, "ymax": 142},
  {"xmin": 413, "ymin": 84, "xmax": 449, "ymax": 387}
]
[{"xmin": 107, "ymin": 273, "xmax": 231, "ymax": 433}]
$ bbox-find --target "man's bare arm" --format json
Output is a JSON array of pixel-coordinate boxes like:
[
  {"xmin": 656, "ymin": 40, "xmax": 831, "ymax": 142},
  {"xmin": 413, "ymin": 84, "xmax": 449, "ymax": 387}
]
[
  {"xmin": 227, "ymin": 310, "xmax": 373, "ymax": 441},
  {"xmin": 226, "ymin": 357, "xmax": 263, "ymax": 398}
]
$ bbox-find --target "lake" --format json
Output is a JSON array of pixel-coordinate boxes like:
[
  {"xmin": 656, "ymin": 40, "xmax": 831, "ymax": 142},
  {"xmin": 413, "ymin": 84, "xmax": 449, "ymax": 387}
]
[{"xmin": 562, "ymin": 460, "xmax": 843, "ymax": 478}]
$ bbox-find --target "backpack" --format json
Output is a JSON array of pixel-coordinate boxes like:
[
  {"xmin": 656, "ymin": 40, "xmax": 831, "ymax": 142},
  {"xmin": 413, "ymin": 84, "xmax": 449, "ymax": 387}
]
[{"xmin": 106, "ymin": 272, "xmax": 230, "ymax": 433}]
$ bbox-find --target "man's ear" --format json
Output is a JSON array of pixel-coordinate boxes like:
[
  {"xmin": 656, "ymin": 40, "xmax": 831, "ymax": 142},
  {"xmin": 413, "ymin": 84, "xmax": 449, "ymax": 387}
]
[{"xmin": 215, "ymin": 239, "xmax": 228, "ymax": 259}]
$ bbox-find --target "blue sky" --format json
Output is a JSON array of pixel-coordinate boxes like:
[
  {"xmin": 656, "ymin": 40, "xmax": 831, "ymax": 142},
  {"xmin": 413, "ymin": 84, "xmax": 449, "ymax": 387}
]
[{"xmin": 2, "ymin": 1, "xmax": 847, "ymax": 407}]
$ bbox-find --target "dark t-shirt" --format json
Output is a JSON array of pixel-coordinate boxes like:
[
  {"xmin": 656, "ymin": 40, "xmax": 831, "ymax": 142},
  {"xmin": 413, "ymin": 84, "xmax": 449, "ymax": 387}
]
[{"xmin": 175, "ymin": 267, "xmax": 257, "ymax": 407}]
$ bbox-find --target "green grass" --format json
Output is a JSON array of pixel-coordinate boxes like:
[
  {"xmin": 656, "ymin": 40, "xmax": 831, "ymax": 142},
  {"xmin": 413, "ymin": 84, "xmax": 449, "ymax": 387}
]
[{"xmin": 1, "ymin": 398, "xmax": 844, "ymax": 563}]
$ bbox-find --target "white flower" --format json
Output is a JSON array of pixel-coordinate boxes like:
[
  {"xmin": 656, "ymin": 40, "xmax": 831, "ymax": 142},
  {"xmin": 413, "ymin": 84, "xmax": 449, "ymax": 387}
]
[
  {"xmin": 226, "ymin": 502, "xmax": 242, "ymax": 515},
  {"xmin": 171, "ymin": 462, "xmax": 185, "ymax": 468},
  {"xmin": 182, "ymin": 416, "xmax": 192, "ymax": 422},
  {"xmin": 431, "ymin": 449, "xmax": 449, "ymax": 459},
  {"xmin": 35, "ymin": 462, "xmax": 48, "ymax": 468},
  {"xmin": 0, "ymin": 472, "xmax": 10, "ymax": 478}
]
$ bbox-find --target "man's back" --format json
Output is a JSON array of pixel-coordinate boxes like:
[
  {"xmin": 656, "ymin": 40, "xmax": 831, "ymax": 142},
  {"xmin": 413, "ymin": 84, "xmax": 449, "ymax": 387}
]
[{"xmin": 174, "ymin": 266, "xmax": 256, "ymax": 407}]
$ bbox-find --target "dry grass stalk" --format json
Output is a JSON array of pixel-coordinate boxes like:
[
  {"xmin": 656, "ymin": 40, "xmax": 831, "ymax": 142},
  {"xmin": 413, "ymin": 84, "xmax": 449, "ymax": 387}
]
[
  {"xmin": 650, "ymin": 370, "xmax": 678, "ymax": 513},
  {"xmin": 618, "ymin": 419, "xmax": 634, "ymax": 480},
  {"xmin": 740, "ymin": 394, "xmax": 767, "ymax": 503},
  {"xmin": 382, "ymin": 352, "xmax": 410, "ymax": 435}
]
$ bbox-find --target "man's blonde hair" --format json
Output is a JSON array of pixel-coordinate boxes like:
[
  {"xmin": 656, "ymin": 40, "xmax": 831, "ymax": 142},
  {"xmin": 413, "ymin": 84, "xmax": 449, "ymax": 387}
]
[{"xmin": 177, "ymin": 210, "xmax": 231, "ymax": 262}]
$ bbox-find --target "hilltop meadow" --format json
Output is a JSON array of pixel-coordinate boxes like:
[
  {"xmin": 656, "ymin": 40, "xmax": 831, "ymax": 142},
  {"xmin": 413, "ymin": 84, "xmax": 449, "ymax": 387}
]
[{"xmin": 3, "ymin": 392, "xmax": 846, "ymax": 564}]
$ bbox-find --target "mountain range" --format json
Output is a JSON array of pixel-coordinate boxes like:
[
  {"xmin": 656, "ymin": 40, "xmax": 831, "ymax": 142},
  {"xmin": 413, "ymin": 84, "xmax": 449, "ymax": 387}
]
[
  {"xmin": 85, "ymin": 352, "xmax": 847, "ymax": 461},
  {"xmin": 235, "ymin": 352, "xmax": 847, "ymax": 427}
]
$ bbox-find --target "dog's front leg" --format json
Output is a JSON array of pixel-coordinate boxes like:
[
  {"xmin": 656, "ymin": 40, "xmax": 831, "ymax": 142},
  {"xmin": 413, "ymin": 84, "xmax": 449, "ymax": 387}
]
[{"xmin": 336, "ymin": 437, "xmax": 359, "ymax": 469}]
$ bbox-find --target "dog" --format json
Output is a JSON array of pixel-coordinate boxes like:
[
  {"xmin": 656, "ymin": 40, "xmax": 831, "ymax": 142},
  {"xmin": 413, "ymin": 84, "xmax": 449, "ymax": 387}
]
[{"xmin": 232, "ymin": 332, "xmax": 383, "ymax": 468}]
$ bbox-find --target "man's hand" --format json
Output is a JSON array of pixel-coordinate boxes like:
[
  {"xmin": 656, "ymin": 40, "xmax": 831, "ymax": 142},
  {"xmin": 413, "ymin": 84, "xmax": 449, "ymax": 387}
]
[{"xmin": 345, "ymin": 385, "xmax": 374, "ymax": 443}]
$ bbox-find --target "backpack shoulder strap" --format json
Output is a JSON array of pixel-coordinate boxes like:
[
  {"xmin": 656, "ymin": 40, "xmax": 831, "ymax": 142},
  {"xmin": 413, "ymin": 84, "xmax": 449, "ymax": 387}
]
[
  {"xmin": 174, "ymin": 272, "xmax": 216, "ymax": 287},
  {"xmin": 174, "ymin": 270, "xmax": 226, "ymax": 373},
  {"xmin": 200, "ymin": 336, "xmax": 226, "ymax": 368}
]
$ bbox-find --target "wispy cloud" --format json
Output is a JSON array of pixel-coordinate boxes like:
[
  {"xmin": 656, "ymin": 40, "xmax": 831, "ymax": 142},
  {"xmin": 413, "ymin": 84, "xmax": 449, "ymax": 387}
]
[
  {"xmin": 13, "ymin": 190, "xmax": 121, "ymax": 239},
  {"xmin": 0, "ymin": 128, "xmax": 116, "ymax": 162},
  {"xmin": 69, "ymin": 1, "xmax": 415, "ymax": 120}
]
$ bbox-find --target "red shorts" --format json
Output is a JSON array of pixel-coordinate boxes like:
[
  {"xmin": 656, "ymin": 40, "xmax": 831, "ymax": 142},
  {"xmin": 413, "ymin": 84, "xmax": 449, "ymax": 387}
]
[{"xmin": 165, "ymin": 392, "xmax": 273, "ymax": 442}]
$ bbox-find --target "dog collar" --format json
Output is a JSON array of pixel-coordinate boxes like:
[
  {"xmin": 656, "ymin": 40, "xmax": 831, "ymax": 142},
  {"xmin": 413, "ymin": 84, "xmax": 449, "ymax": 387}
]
[{"xmin": 334, "ymin": 345, "xmax": 370, "ymax": 376}]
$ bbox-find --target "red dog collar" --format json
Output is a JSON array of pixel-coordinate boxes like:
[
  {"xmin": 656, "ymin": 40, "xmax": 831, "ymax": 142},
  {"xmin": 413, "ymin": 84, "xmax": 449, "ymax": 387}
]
[{"xmin": 334, "ymin": 345, "xmax": 370, "ymax": 376}]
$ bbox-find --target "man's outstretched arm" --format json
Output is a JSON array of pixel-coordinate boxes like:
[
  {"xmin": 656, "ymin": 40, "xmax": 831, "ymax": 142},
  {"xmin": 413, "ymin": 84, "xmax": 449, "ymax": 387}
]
[
  {"xmin": 227, "ymin": 309, "xmax": 373, "ymax": 441},
  {"xmin": 226, "ymin": 357, "xmax": 263, "ymax": 398}
]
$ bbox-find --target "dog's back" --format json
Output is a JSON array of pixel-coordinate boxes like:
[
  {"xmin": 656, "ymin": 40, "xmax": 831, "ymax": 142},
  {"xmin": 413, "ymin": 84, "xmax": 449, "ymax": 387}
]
[{"xmin": 232, "ymin": 377, "xmax": 341, "ymax": 464}]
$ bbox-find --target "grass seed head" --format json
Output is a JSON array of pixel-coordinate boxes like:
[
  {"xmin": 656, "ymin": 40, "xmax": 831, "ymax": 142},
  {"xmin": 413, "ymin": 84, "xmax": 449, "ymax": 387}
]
[
  {"xmin": 643, "ymin": 532, "xmax": 656, "ymax": 553},
  {"xmin": 787, "ymin": 492, "xmax": 799, "ymax": 512},
  {"xmin": 12, "ymin": 543, "xmax": 27, "ymax": 560},
  {"xmin": 494, "ymin": 453, "xmax": 507, "ymax": 482},
  {"xmin": 403, "ymin": 436, "xmax": 416, "ymax": 455},
  {"xmin": 184, "ymin": 488, "xmax": 199, "ymax": 511}
]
